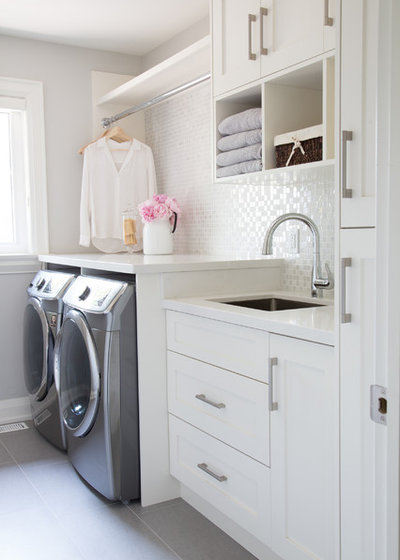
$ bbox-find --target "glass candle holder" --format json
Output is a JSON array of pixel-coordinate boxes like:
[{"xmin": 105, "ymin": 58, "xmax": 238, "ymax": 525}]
[{"xmin": 122, "ymin": 210, "xmax": 138, "ymax": 254}]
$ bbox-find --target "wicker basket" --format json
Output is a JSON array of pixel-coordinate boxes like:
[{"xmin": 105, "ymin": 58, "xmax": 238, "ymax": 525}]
[{"xmin": 274, "ymin": 124, "xmax": 323, "ymax": 168}]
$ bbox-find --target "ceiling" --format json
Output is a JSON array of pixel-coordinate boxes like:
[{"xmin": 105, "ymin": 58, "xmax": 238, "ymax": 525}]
[{"xmin": 0, "ymin": 0, "xmax": 209, "ymax": 56}]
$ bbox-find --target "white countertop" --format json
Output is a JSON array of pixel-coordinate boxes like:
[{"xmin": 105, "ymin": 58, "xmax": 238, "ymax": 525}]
[
  {"xmin": 163, "ymin": 291, "xmax": 335, "ymax": 346},
  {"xmin": 38, "ymin": 253, "xmax": 283, "ymax": 274}
]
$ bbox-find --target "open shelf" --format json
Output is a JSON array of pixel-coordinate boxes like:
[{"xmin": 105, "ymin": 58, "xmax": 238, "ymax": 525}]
[
  {"xmin": 213, "ymin": 55, "xmax": 335, "ymax": 183},
  {"xmin": 97, "ymin": 36, "xmax": 210, "ymax": 108}
]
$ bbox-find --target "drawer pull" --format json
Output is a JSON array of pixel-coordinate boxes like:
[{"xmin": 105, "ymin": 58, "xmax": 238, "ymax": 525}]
[
  {"xmin": 197, "ymin": 462, "xmax": 228, "ymax": 482},
  {"xmin": 341, "ymin": 130, "xmax": 353, "ymax": 199},
  {"xmin": 260, "ymin": 7, "xmax": 268, "ymax": 55},
  {"xmin": 248, "ymin": 13, "xmax": 257, "ymax": 61},
  {"xmin": 268, "ymin": 357, "xmax": 278, "ymax": 411},
  {"xmin": 195, "ymin": 394, "xmax": 226, "ymax": 409}
]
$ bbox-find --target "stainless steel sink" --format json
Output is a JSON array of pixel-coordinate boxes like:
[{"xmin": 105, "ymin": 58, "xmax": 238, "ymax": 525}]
[{"xmin": 217, "ymin": 297, "xmax": 324, "ymax": 312}]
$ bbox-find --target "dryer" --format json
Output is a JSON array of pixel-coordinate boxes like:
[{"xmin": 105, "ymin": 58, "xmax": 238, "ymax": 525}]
[
  {"xmin": 54, "ymin": 275, "xmax": 140, "ymax": 502},
  {"xmin": 23, "ymin": 270, "xmax": 75, "ymax": 450}
]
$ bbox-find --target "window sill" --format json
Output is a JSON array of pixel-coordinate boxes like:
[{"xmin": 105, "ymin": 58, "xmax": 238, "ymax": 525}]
[{"xmin": 0, "ymin": 254, "xmax": 40, "ymax": 274}]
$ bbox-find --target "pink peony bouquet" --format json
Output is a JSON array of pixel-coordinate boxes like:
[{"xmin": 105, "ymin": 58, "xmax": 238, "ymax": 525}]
[{"xmin": 138, "ymin": 194, "xmax": 181, "ymax": 225}]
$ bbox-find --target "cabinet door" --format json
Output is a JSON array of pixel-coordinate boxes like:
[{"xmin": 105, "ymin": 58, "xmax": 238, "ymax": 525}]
[
  {"xmin": 340, "ymin": 0, "xmax": 378, "ymax": 227},
  {"xmin": 260, "ymin": 0, "xmax": 328, "ymax": 78},
  {"xmin": 270, "ymin": 334, "xmax": 339, "ymax": 560},
  {"xmin": 212, "ymin": 0, "xmax": 260, "ymax": 96},
  {"xmin": 339, "ymin": 228, "xmax": 376, "ymax": 560}
]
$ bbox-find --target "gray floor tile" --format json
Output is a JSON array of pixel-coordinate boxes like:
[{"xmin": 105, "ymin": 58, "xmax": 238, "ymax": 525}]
[
  {"xmin": 58, "ymin": 503, "xmax": 180, "ymax": 560},
  {"xmin": 0, "ymin": 506, "xmax": 85, "ymax": 560},
  {"xmin": 20, "ymin": 460, "xmax": 111, "ymax": 516},
  {"xmin": 0, "ymin": 440, "xmax": 15, "ymax": 465},
  {"xmin": 139, "ymin": 501, "xmax": 258, "ymax": 560},
  {"xmin": 0, "ymin": 422, "xmax": 68, "ymax": 466},
  {"xmin": 129, "ymin": 497, "xmax": 184, "ymax": 517},
  {"xmin": 0, "ymin": 462, "xmax": 45, "ymax": 516}
]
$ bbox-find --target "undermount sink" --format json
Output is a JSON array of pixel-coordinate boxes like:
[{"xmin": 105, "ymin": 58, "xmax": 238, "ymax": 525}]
[{"xmin": 216, "ymin": 297, "xmax": 325, "ymax": 312}]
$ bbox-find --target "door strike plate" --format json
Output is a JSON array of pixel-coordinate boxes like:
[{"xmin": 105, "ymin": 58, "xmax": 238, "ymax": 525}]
[{"xmin": 370, "ymin": 385, "xmax": 388, "ymax": 425}]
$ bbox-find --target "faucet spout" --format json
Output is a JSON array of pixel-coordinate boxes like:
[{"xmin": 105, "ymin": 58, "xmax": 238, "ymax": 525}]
[{"xmin": 262, "ymin": 212, "xmax": 333, "ymax": 298}]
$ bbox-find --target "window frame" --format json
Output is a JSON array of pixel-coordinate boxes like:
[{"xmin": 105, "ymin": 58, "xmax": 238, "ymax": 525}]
[{"xmin": 0, "ymin": 77, "xmax": 49, "ymax": 262}]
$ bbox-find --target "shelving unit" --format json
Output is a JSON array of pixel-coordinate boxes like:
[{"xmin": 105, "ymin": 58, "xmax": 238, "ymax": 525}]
[
  {"xmin": 97, "ymin": 36, "xmax": 210, "ymax": 109},
  {"xmin": 213, "ymin": 54, "xmax": 335, "ymax": 183}
]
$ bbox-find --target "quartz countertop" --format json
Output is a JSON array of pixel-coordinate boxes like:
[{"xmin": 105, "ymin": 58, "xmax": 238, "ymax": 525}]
[
  {"xmin": 163, "ymin": 291, "xmax": 335, "ymax": 346},
  {"xmin": 38, "ymin": 253, "xmax": 283, "ymax": 274}
]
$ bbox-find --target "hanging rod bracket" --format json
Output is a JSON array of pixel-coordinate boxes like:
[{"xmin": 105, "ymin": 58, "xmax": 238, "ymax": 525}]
[{"xmin": 100, "ymin": 73, "xmax": 210, "ymax": 129}]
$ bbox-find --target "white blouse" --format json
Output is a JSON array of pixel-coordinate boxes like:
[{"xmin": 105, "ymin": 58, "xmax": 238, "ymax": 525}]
[{"xmin": 79, "ymin": 137, "xmax": 157, "ymax": 253}]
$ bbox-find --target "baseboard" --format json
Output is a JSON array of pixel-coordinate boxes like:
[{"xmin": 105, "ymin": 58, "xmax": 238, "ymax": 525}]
[{"xmin": 0, "ymin": 397, "xmax": 32, "ymax": 424}]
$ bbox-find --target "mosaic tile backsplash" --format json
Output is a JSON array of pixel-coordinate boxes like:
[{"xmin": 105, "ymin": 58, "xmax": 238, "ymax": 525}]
[{"xmin": 145, "ymin": 81, "xmax": 334, "ymax": 297}]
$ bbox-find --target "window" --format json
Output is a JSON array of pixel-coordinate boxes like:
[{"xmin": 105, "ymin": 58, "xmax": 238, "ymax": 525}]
[{"xmin": 0, "ymin": 77, "xmax": 48, "ymax": 257}]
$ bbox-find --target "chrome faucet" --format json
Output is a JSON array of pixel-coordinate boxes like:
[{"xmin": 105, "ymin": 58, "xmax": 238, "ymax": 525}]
[{"xmin": 262, "ymin": 212, "xmax": 334, "ymax": 298}]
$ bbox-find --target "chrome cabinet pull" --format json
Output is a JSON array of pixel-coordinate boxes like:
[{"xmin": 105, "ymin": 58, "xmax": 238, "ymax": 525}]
[
  {"xmin": 197, "ymin": 462, "xmax": 227, "ymax": 482},
  {"xmin": 341, "ymin": 130, "xmax": 353, "ymax": 199},
  {"xmin": 341, "ymin": 258, "xmax": 352, "ymax": 323},
  {"xmin": 195, "ymin": 394, "xmax": 226, "ymax": 409},
  {"xmin": 260, "ymin": 7, "xmax": 268, "ymax": 55},
  {"xmin": 324, "ymin": 0, "xmax": 334, "ymax": 26},
  {"xmin": 268, "ymin": 357, "xmax": 278, "ymax": 411},
  {"xmin": 248, "ymin": 13, "xmax": 257, "ymax": 60}
]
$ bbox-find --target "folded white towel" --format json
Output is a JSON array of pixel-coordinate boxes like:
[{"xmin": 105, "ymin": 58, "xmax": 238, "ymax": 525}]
[
  {"xmin": 216, "ymin": 159, "xmax": 262, "ymax": 178},
  {"xmin": 216, "ymin": 143, "xmax": 262, "ymax": 167},
  {"xmin": 217, "ymin": 129, "xmax": 262, "ymax": 152},
  {"xmin": 218, "ymin": 108, "xmax": 262, "ymax": 135}
]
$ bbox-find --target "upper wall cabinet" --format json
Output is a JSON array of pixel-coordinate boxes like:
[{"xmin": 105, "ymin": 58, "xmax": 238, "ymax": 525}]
[
  {"xmin": 212, "ymin": 0, "xmax": 335, "ymax": 97},
  {"xmin": 340, "ymin": 0, "xmax": 377, "ymax": 228}
]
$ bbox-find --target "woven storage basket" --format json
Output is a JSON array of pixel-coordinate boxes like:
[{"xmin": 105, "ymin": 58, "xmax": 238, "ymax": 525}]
[{"xmin": 274, "ymin": 124, "xmax": 323, "ymax": 168}]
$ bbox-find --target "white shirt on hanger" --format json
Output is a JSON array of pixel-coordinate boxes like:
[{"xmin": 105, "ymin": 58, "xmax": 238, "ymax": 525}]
[{"xmin": 79, "ymin": 137, "xmax": 157, "ymax": 253}]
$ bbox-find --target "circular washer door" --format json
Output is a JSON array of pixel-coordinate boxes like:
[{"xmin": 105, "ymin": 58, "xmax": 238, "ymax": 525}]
[
  {"xmin": 54, "ymin": 309, "xmax": 100, "ymax": 437},
  {"xmin": 23, "ymin": 297, "xmax": 53, "ymax": 401}
]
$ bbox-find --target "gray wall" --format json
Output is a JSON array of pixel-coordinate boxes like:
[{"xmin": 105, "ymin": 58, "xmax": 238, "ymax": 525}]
[{"xmin": 0, "ymin": 35, "xmax": 140, "ymax": 403}]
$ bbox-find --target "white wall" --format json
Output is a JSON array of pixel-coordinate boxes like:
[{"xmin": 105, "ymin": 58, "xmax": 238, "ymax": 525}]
[{"xmin": 0, "ymin": 34, "xmax": 141, "ymax": 253}]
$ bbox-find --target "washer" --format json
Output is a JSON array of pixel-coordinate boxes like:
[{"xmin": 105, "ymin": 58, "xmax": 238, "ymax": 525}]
[
  {"xmin": 23, "ymin": 270, "xmax": 76, "ymax": 450},
  {"xmin": 54, "ymin": 275, "xmax": 140, "ymax": 502}
]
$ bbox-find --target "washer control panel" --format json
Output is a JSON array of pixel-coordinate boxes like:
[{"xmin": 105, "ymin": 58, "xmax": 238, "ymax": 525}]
[
  {"xmin": 63, "ymin": 275, "xmax": 127, "ymax": 313},
  {"xmin": 28, "ymin": 271, "xmax": 75, "ymax": 299}
]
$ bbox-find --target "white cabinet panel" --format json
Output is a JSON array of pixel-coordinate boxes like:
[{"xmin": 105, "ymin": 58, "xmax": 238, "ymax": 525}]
[
  {"xmin": 169, "ymin": 415, "xmax": 271, "ymax": 545},
  {"xmin": 269, "ymin": 334, "xmax": 338, "ymax": 560},
  {"xmin": 166, "ymin": 310, "xmax": 269, "ymax": 382},
  {"xmin": 167, "ymin": 351, "xmax": 270, "ymax": 465},
  {"xmin": 340, "ymin": 228, "xmax": 376, "ymax": 560},
  {"xmin": 340, "ymin": 0, "xmax": 378, "ymax": 227}
]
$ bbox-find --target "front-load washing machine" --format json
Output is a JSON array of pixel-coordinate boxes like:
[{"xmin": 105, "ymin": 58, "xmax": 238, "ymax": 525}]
[
  {"xmin": 54, "ymin": 275, "xmax": 140, "ymax": 502},
  {"xmin": 23, "ymin": 270, "xmax": 76, "ymax": 449}
]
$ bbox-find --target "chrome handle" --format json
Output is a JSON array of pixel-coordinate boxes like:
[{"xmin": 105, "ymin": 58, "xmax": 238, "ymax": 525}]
[
  {"xmin": 268, "ymin": 357, "xmax": 278, "ymax": 411},
  {"xmin": 197, "ymin": 462, "xmax": 227, "ymax": 482},
  {"xmin": 260, "ymin": 7, "xmax": 268, "ymax": 55},
  {"xmin": 248, "ymin": 13, "xmax": 257, "ymax": 61},
  {"xmin": 341, "ymin": 130, "xmax": 353, "ymax": 199},
  {"xmin": 341, "ymin": 258, "xmax": 352, "ymax": 323},
  {"xmin": 195, "ymin": 394, "xmax": 226, "ymax": 409},
  {"xmin": 324, "ymin": 0, "xmax": 334, "ymax": 26}
]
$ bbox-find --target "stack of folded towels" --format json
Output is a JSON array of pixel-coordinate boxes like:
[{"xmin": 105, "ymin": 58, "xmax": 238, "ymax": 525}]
[{"xmin": 216, "ymin": 108, "xmax": 262, "ymax": 178}]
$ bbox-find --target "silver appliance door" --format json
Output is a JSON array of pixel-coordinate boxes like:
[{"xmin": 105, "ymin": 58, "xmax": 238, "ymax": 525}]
[
  {"xmin": 54, "ymin": 309, "xmax": 100, "ymax": 437},
  {"xmin": 23, "ymin": 297, "xmax": 52, "ymax": 401}
]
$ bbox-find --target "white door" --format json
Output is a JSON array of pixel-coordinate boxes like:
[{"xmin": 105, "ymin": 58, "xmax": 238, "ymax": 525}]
[
  {"xmin": 212, "ymin": 0, "xmax": 261, "ymax": 96},
  {"xmin": 340, "ymin": 0, "xmax": 378, "ymax": 227},
  {"xmin": 339, "ymin": 227, "xmax": 377, "ymax": 560},
  {"xmin": 269, "ymin": 334, "xmax": 339, "ymax": 560},
  {"xmin": 260, "ymin": 0, "xmax": 328, "ymax": 78}
]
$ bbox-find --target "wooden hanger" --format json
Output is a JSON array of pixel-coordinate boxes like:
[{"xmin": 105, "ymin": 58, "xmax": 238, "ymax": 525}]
[{"xmin": 78, "ymin": 125, "xmax": 133, "ymax": 154}]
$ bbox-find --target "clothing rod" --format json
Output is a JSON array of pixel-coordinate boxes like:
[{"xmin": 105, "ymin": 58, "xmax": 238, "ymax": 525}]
[{"xmin": 101, "ymin": 73, "xmax": 211, "ymax": 129}]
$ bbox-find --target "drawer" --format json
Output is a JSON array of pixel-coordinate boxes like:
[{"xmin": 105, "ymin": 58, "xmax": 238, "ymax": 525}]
[
  {"xmin": 169, "ymin": 415, "xmax": 271, "ymax": 545},
  {"xmin": 167, "ymin": 351, "xmax": 270, "ymax": 465},
  {"xmin": 166, "ymin": 310, "xmax": 269, "ymax": 382}
]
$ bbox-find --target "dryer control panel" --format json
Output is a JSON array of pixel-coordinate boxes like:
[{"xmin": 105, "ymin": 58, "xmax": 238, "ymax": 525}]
[{"xmin": 63, "ymin": 275, "xmax": 127, "ymax": 314}]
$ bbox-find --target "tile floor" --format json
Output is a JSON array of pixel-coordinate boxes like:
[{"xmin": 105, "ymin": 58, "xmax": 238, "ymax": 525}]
[{"xmin": 0, "ymin": 422, "xmax": 257, "ymax": 560}]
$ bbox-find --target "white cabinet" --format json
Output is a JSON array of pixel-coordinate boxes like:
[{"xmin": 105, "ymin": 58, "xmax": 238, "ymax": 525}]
[
  {"xmin": 212, "ymin": 0, "xmax": 335, "ymax": 97},
  {"xmin": 269, "ymin": 334, "xmax": 339, "ymax": 560},
  {"xmin": 340, "ymin": 0, "xmax": 378, "ymax": 227},
  {"xmin": 339, "ymin": 228, "xmax": 376, "ymax": 560}
]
